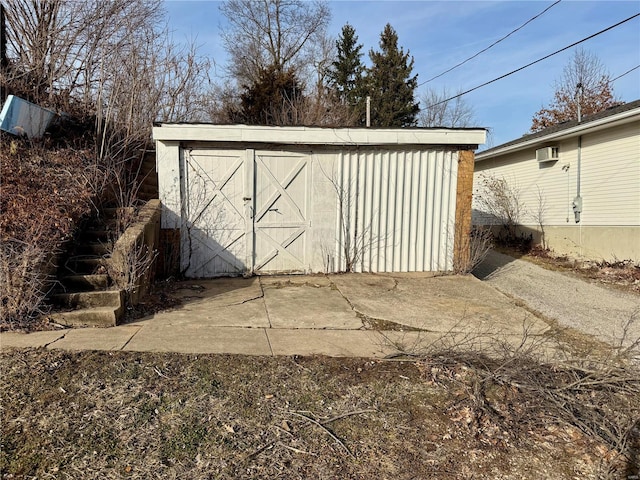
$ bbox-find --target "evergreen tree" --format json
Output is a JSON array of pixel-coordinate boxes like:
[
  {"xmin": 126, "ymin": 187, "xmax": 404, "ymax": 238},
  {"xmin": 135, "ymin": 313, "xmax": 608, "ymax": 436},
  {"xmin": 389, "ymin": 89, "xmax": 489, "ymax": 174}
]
[
  {"xmin": 326, "ymin": 23, "xmax": 365, "ymax": 109},
  {"xmin": 365, "ymin": 24, "xmax": 419, "ymax": 127},
  {"xmin": 237, "ymin": 65, "xmax": 304, "ymax": 125}
]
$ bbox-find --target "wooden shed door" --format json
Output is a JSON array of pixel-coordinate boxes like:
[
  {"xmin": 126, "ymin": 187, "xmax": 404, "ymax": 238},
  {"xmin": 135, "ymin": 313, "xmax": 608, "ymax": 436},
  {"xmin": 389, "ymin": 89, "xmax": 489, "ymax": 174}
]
[
  {"xmin": 183, "ymin": 149, "xmax": 310, "ymax": 277},
  {"xmin": 252, "ymin": 151, "xmax": 310, "ymax": 273},
  {"xmin": 183, "ymin": 149, "xmax": 250, "ymax": 277}
]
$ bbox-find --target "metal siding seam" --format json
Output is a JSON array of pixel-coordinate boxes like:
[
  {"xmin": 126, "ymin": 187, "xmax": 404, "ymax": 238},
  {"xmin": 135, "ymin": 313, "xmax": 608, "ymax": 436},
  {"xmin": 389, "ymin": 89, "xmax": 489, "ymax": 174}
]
[
  {"xmin": 442, "ymin": 151, "xmax": 454, "ymax": 270},
  {"xmin": 336, "ymin": 151, "xmax": 345, "ymax": 272},
  {"xmin": 409, "ymin": 150, "xmax": 419, "ymax": 271},
  {"xmin": 441, "ymin": 152, "xmax": 453, "ymax": 271},
  {"xmin": 371, "ymin": 151, "xmax": 381, "ymax": 272},
  {"xmin": 427, "ymin": 151, "xmax": 437, "ymax": 271},
  {"xmin": 363, "ymin": 153, "xmax": 375, "ymax": 272},
  {"xmin": 401, "ymin": 150, "xmax": 412, "ymax": 272},
  {"xmin": 447, "ymin": 151, "xmax": 460, "ymax": 270},
  {"xmin": 416, "ymin": 151, "xmax": 427, "ymax": 271},
  {"xmin": 393, "ymin": 151, "xmax": 403, "ymax": 272},
  {"xmin": 434, "ymin": 151, "xmax": 444, "ymax": 271},
  {"xmin": 380, "ymin": 151, "xmax": 390, "ymax": 272}
]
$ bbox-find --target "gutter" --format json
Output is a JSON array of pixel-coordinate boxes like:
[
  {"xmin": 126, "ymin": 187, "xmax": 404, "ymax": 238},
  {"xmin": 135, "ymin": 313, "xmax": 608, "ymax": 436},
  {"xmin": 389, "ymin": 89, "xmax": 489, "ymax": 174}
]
[{"xmin": 476, "ymin": 107, "xmax": 639, "ymax": 161}]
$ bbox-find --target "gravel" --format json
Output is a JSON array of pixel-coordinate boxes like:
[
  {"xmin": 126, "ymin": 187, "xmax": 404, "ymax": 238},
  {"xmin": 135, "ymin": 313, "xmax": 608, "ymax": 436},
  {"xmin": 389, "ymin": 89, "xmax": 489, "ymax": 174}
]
[{"xmin": 473, "ymin": 250, "xmax": 640, "ymax": 348}]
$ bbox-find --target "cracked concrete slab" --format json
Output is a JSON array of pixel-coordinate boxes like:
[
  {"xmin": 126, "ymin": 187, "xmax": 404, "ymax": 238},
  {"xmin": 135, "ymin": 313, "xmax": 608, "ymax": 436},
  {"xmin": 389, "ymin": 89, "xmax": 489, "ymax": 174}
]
[
  {"xmin": 331, "ymin": 274, "xmax": 550, "ymax": 336},
  {"xmin": 263, "ymin": 284, "xmax": 362, "ymax": 329},
  {"xmin": 132, "ymin": 301, "xmax": 269, "ymax": 328},
  {"xmin": 131, "ymin": 277, "xmax": 270, "ymax": 328},
  {"xmin": 1, "ymin": 330, "xmax": 67, "ymax": 349},
  {"xmin": 48, "ymin": 326, "xmax": 140, "ymax": 351},
  {"xmin": 122, "ymin": 326, "xmax": 272, "ymax": 355},
  {"xmin": 260, "ymin": 275, "xmax": 332, "ymax": 288},
  {"xmin": 168, "ymin": 277, "xmax": 264, "ymax": 307},
  {"xmin": 267, "ymin": 329, "xmax": 387, "ymax": 357}
]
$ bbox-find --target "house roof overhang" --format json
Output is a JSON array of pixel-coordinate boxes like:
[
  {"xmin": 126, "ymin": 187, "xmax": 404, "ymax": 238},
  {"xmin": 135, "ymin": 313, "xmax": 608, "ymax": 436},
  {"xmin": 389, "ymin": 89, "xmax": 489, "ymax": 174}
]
[
  {"xmin": 152, "ymin": 123, "xmax": 486, "ymax": 148},
  {"xmin": 476, "ymin": 102, "xmax": 640, "ymax": 162}
]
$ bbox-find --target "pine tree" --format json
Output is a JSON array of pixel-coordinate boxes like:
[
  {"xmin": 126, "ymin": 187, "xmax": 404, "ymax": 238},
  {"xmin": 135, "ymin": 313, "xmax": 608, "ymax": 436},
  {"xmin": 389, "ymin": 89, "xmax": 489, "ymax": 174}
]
[
  {"xmin": 237, "ymin": 65, "xmax": 304, "ymax": 125},
  {"xmin": 326, "ymin": 23, "xmax": 365, "ymax": 110},
  {"xmin": 365, "ymin": 24, "xmax": 419, "ymax": 127}
]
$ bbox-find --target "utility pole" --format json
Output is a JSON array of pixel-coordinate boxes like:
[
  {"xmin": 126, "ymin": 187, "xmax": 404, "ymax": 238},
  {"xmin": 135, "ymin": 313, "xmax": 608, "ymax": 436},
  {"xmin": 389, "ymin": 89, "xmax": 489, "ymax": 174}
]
[{"xmin": 365, "ymin": 96, "xmax": 370, "ymax": 127}]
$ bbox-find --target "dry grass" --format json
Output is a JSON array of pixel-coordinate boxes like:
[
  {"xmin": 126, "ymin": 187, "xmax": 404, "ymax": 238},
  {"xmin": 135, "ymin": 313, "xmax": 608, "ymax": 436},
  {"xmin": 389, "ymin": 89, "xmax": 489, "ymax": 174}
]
[{"xmin": 2, "ymin": 348, "xmax": 637, "ymax": 479}]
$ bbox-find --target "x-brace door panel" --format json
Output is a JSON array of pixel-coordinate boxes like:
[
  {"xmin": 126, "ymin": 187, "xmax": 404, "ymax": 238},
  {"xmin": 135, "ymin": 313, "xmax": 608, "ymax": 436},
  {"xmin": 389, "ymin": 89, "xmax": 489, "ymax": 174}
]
[
  {"xmin": 182, "ymin": 149, "xmax": 248, "ymax": 277},
  {"xmin": 252, "ymin": 151, "xmax": 311, "ymax": 273}
]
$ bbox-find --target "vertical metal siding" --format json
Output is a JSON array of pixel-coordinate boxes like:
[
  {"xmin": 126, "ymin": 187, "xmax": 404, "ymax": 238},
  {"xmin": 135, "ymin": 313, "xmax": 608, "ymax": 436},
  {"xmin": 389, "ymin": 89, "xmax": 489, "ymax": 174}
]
[{"xmin": 336, "ymin": 149, "xmax": 458, "ymax": 272}]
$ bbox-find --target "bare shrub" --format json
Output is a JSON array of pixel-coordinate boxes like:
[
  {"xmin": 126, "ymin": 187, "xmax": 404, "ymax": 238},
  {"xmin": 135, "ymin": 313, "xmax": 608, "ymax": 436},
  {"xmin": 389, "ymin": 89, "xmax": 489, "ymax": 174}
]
[
  {"xmin": 107, "ymin": 241, "xmax": 157, "ymax": 296},
  {"xmin": 386, "ymin": 314, "xmax": 640, "ymax": 477},
  {"xmin": 0, "ymin": 240, "xmax": 51, "ymax": 329},
  {"xmin": 454, "ymin": 226, "xmax": 493, "ymax": 274},
  {"xmin": 476, "ymin": 173, "xmax": 531, "ymax": 250}
]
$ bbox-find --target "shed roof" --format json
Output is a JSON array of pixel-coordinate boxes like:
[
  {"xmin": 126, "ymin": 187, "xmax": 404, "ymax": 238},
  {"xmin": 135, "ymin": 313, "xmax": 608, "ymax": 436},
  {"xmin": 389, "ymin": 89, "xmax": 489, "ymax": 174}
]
[
  {"xmin": 476, "ymin": 99, "xmax": 640, "ymax": 162},
  {"xmin": 152, "ymin": 123, "xmax": 486, "ymax": 147}
]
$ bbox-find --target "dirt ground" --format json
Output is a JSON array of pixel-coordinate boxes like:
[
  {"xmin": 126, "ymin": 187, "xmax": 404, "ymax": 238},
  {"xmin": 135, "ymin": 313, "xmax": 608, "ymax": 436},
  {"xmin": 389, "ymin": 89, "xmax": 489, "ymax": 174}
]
[{"xmin": 1, "ymin": 348, "xmax": 637, "ymax": 479}]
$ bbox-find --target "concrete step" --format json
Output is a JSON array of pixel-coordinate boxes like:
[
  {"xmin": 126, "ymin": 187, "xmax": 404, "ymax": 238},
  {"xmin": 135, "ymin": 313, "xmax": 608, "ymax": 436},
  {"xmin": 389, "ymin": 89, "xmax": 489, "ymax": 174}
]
[
  {"xmin": 51, "ymin": 289, "xmax": 122, "ymax": 309},
  {"xmin": 77, "ymin": 242, "xmax": 112, "ymax": 256},
  {"xmin": 60, "ymin": 274, "xmax": 110, "ymax": 291},
  {"xmin": 63, "ymin": 257, "xmax": 108, "ymax": 275},
  {"xmin": 49, "ymin": 305, "xmax": 123, "ymax": 327},
  {"xmin": 79, "ymin": 229, "xmax": 111, "ymax": 241}
]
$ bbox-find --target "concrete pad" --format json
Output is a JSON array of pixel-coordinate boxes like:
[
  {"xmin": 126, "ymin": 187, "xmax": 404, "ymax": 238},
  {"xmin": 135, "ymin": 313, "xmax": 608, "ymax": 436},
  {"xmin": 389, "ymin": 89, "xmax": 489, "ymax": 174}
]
[
  {"xmin": 130, "ymin": 277, "xmax": 270, "ymax": 328},
  {"xmin": 263, "ymin": 284, "xmax": 361, "ymax": 329},
  {"xmin": 1, "ymin": 330, "xmax": 66, "ymax": 349},
  {"xmin": 133, "ymin": 300, "xmax": 269, "ymax": 328},
  {"xmin": 123, "ymin": 325, "xmax": 272, "ymax": 355},
  {"xmin": 267, "ymin": 329, "xmax": 389, "ymax": 357},
  {"xmin": 169, "ymin": 277, "xmax": 264, "ymax": 307},
  {"xmin": 48, "ymin": 326, "xmax": 140, "ymax": 351},
  {"xmin": 331, "ymin": 273, "xmax": 550, "ymax": 336},
  {"xmin": 260, "ymin": 275, "xmax": 332, "ymax": 288}
]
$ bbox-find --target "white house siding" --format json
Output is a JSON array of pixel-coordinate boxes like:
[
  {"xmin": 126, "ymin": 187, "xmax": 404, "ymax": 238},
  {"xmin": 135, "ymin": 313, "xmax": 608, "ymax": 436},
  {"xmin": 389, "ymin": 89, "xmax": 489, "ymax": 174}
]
[
  {"xmin": 580, "ymin": 121, "xmax": 640, "ymax": 226},
  {"xmin": 473, "ymin": 120, "xmax": 640, "ymax": 261}
]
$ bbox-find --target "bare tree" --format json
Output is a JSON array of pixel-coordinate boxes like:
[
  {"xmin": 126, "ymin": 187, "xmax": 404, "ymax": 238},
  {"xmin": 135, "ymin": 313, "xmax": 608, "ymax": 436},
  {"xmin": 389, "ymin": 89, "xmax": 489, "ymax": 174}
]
[
  {"xmin": 219, "ymin": 0, "xmax": 331, "ymax": 87},
  {"xmin": 531, "ymin": 48, "xmax": 619, "ymax": 132},
  {"xmin": 531, "ymin": 186, "xmax": 549, "ymax": 250},
  {"xmin": 2, "ymin": 0, "xmax": 212, "ymax": 210},
  {"xmin": 419, "ymin": 87, "xmax": 475, "ymax": 127}
]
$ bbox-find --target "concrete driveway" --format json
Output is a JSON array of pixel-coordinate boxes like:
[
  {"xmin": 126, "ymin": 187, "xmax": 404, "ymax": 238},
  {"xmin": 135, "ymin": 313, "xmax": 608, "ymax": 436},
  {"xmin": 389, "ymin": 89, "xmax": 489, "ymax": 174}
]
[{"xmin": 2, "ymin": 272, "xmax": 557, "ymax": 358}]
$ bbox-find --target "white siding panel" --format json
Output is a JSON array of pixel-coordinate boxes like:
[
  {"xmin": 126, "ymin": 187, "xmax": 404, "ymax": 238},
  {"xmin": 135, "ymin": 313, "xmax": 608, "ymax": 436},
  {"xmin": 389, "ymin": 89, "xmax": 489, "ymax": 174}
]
[
  {"xmin": 580, "ymin": 121, "xmax": 640, "ymax": 225},
  {"xmin": 474, "ymin": 120, "xmax": 640, "ymax": 228},
  {"xmin": 337, "ymin": 149, "xmax": 458, "ymax": 273}
]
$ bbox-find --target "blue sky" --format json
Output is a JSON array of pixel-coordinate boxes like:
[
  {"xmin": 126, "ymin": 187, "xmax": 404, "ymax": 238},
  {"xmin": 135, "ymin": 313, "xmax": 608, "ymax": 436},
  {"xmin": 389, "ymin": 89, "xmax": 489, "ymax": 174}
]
[{"xmin": 164, "ymin": 0, "xmax": 640, "ymax": 148}]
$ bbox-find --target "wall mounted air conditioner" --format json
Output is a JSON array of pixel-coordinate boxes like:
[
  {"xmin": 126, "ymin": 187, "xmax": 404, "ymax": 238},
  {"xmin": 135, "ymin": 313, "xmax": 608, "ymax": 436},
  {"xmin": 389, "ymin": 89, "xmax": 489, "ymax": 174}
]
[{"xmin": 536, "ymin": 146, "xmax": 559, "ymax": 163}]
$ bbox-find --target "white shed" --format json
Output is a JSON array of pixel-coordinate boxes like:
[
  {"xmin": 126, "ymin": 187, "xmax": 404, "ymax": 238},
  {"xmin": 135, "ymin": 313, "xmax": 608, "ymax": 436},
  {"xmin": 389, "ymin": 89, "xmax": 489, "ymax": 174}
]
[{"xmin": 153, "ymin": 124, "xmax": 485, "ymax": 277}]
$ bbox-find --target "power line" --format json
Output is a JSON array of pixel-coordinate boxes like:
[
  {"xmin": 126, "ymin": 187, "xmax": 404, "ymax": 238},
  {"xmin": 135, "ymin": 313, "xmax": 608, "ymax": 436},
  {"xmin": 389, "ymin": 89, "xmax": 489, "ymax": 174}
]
[
  {"xmin": 425, "ymin": 13, "xmax": 640, "ymax": 109},
  {"xmin": 611, "ymin": 64, "xmax": 640, "ymax": 82},
  {"xmin": 420, "ymin": 0, "xmax": 562, "ymax": 86}
]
